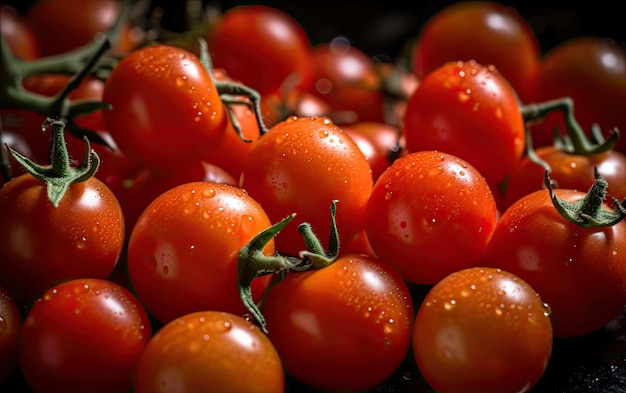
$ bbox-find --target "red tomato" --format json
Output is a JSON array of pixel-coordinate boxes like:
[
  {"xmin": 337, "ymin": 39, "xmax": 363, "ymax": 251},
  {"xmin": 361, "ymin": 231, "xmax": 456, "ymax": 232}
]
[
  {"xmin": 134, "ymin": 311, "xmax": 284, "ymax": 393},
  {"xmin": 502, "ymin": 145, "xmax": 626, "ymax": 209},
  {"xmin": 306, "ymin": 40, "xmax": 386, "ymax": 124},
  {"xmin": 410, "ymin": 1, "xmax": 541, "ymax": 103},
  {"xmin": 263, "ymin": 253, "xmax": 414, "ymax": 392},
  {"xmin": 0, "ymin": 129, "xmax": 36, "ymax": 186},
  {"xmin": 527, "ymin": 36, "xmax": 626, "ymax": 154},
  {"xmin": 0, "ymin": 3, "xmax": 39, "ymax": 60},
  {"xmin": 239, "ymin": 116, "xmax": 373, "ymax": 257},
  {"xmin": 25, "ymin": 0, "xmax": 141, "ymax": 56},
  {"xmin": 126, "ymin": 182, "xmax": 273, "ymax": 324},
  {"xmin": 102, "ymin": 44, "xmax": 229, "ymax": 170},
  {"xmin": 365, "ymin": 150, "xmax": 498, "ymax": 285},
  {"xmin": 207, "ymin": 4, "xmax": 314, "ymax": 96},
  {"xmin": 0, "ymin": 285, "xmax": 22, "ymax": 387},
  {"xmin": 482, "ymin": 185, "xmax": 626, "ymax": 337},
  {"xmin": 413, "ymin": 267, "xmax": 553, "ymax": 393},
  {"xmin": 260, "ymin": 87, "xmax": 331, "ymax": 129},
  {"xmin": 18, "ymin": 278, "xmax": 152, "ymax": 393},
  {"xmin": 0, "ymin": 171, "xmax": 125, "ymax": 306},
  {"xmin": 403, "ymin": 60, "xmax": 526, "ymax": 194}
]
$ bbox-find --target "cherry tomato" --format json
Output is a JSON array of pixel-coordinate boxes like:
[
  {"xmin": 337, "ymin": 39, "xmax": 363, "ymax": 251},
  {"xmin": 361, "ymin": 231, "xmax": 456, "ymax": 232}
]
[
  {"xmin": 413, "ymin": 267, "xmax": 553, "ymax": 393},
  {"xmin": 410, "ymin": 1, "xmax": 541, "ymax": 102},
  {"xmin": 207, "ymin": 4, "xmax": 314, "ymax": 96},
  {"xmin": 365, "ymin": 150, "xmax": 498, "ymax": 285},
  {"xmin": 102, "ymin": 44, "xmax": 228, "ymax": 170},
  {"xmin": 0, "ymin": 3, "xmax": 39, "ymax": 60},
  {"xmin": 0, "ymin": 285, "xmax": 22, "ymax": 387},
  {"xmin": 18, "ymin": 278, "xmax": 151, "ymax": 393},
  {"xmin": 126, "ymin": 181, "xmax": 273, "ymax": 324},
  {"xmin": 527, "ymin": 36, "xmax": 626, "ymax": 154},
  {"xmin": 134, "ymin": 310, "xmax": 284, "ymax": 393},
  {"xmin": 239, "ymin": 116, "xmax": 373, "ymax": 257},
  {"xmin": 482, "ymin": 187, "xmax": 626, "ymax": 337},
  {"xmin": 0, "ymin": 129, "xmax": 36, "ymax": 186},
  {"xmin": 403, "ymin": 60, "xmax": 526, "ymax": 194},
  {"xmin": 0, "ymin": 172, "xmax": 125, "ymax": 307},
  {"xmin": 263, "ymin": 253, "xmax": 414, "ymax": 392},
  {"xmin": 25, "ymin": 0, "xmax": 141, "ymax": 56},
  {"xmin": 502, "ymin": 145, "xmax": 626, "ymax": 209}
]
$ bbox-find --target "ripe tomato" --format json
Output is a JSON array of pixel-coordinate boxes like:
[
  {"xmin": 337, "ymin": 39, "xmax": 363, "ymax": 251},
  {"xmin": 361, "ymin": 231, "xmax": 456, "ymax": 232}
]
[
  {"xmin": 0, "ymin": 170, "xmax": 125, "ymax": 307},
  {"xmin": 365, "ymin": 150, "xmax": 498, "ymax": 285},
  {"xmin": 482, "ymin": 183, "xmax": 626, "ymax": 337},
  {"xmin": 0, "ymin": 285, "xmax": 22, "ymax": 387},
  {"xmin": 207, "ymin": 4, "xmax": 314, "ymax": 96},
  {"xmin": 0, "ymin": 3, "xmax": 39, "ymax": 60},
  {"xmin": 18, "ymin": 278, "xmax": 152, "ymax": 393},
  {"xmin": 410, "ymin": 1, "xmax": 541, "ymax": 103},
  {"xmin": 134, "ymin": 311, "xmax": 284, "ymax": 393},
  {"xmin": 527, "ymin": 36, "xmax": 626, "ymax": 154},
  {"xmin": 413, "ymin": 267, "xmax": 553, "ymax": 393},
  {"xmin": 239, "ymin": 116, "xmax": 373, "ymax": 257},
  {"xmin": 102, "ymin": 44, "xmax": 228, "ymax": 170},
  {"xmin": 305, "ymin": 40, "xmax": 386, "ymax": 124},
  {"xmin": 126, "ymin": 181, "xmax": 273, "ymax": 324},
  {"xmin": 262, "ymin": 253, "xmax": 414, "ymax": 392},
  {"xmin": 403, "ymin": 60, "xmax": 526, "ymax": 194},
  {"xmin": 25, "ymin": 0, "xmax": 141, "ymax": 56}
]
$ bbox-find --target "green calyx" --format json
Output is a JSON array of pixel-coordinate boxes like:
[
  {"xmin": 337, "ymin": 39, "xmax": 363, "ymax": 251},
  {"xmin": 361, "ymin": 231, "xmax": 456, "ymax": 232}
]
[
  {"xmin": 545, "ymin": 169, "xmax": 626, "ymax": 228},
  {"xmin": 7, "ymin": 118, "xmax": 100, "ymax": 208}
]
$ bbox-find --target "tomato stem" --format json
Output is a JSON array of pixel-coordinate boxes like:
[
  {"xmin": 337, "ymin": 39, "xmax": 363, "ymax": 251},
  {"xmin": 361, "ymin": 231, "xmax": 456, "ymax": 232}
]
[
  {"xmin": 6, "ymin": 118, "xmax": 99, "ymax": 207},
  {"xmin": 545, "ymin": 168, "xmax": 626, "ymax": 227}
]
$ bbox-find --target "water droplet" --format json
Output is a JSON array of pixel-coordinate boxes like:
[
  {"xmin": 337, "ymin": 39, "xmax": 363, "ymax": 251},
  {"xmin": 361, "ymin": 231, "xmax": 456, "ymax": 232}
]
[{"xmin": 176, "ymin": 75, "xmax": 187, "ymax": 86}]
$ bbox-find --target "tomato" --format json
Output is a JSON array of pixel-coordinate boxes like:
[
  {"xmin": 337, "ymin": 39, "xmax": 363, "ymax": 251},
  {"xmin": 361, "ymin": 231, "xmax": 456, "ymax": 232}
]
[
  {"xmin": 0, "ymin": 285, "xmax": 22, "ymax": 387},
  {"xmin": 207, "ymin": 4, "xmax": 314, "ymax": 97},
  {"xmin": 18, "ymin": 278, "xmax": 152, "ymax": 393},
  {"xmin": 25, "ymin": 0, "xmax": 141, "ymax": 57},
  {"xmin": 102, "ymin": 44, "xmax": 229, "ymax": 170},
  {"xmin": 239, "ymin": 116, "xmax": 373, "ymax": 257},
  {"xmin": 502, "ymin": 145, "xmax": 626, "ymax": 209},
  {"xmin": 306, "ymin": 39, "xmax": 386, "ymax": 124},
  {"xmin": 260, "ymin": 87, "xmax": 331, "ymax": 129},
  {"xmin": 342, "ymin": 121, "xmax": 406, "ymax": 181},
  {"xmin": 134, "ymin": 310, "xmax": 284, "ymax": 393},
  {"xmin": 0, "ymin": 169, "xmax": 125, "ymax": 307},
  {"xmin": 527, "ymin": 36, "xmax": 626, "ymax": 154},
  {"xmin": 413, "ymin": 267, "xmax": 553, "ymax": 393},
  {"xmin": 0, "ymin": 3, "xmax": 39, "ymax": 60},
  {"xmin": 0, "ymin": 129, "xmax": 36, "ymax": 186},
  {"xmin": 262, "ymin": 253, "xmax": 414, "ymax": 392},
  {"xmin": 126, "ymin": 181, "xmax": 273, "ymax": 324},
  {"xmin": 403, "ymin": 60, "xmax": 526, "ymax": 194},
  {"xmin": 481, "ymin": 184, "xmax": 626, "ymax": 337},
  {"xmin": 410, "ymin": 1, "xmax": 541, "ymax": 103},
  {"xmin": 365, "ymin": 150, "xmax": 498, "ymax": 285}
]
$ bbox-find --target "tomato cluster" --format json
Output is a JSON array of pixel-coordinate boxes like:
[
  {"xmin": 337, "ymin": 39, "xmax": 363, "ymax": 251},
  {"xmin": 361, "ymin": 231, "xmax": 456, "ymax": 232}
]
[{"xmin": 1, "ymin": 1, "xmax": 625, "ymax": 393}]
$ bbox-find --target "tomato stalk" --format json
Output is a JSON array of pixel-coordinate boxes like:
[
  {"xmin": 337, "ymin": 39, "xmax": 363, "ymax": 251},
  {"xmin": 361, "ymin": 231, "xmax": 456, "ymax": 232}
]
[
  {"xmin": 6, "ymin": 118, "xmax": 99, "ymax": 207},
  {"xmin": 545, "ymin": 168, "xmax": 626, "ymax": 228}
]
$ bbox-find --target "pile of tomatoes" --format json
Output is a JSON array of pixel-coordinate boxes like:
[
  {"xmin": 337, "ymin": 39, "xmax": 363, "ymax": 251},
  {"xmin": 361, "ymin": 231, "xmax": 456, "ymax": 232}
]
[{"xmin": 1, "ymin": 1, "xmax": 625, "ymax": 392}]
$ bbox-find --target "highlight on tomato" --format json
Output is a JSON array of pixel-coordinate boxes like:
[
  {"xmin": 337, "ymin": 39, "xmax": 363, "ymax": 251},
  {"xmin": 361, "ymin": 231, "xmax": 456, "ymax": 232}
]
[{"xmin": 413, "ymin": 267, "xmax": 553, "ymax": 393}]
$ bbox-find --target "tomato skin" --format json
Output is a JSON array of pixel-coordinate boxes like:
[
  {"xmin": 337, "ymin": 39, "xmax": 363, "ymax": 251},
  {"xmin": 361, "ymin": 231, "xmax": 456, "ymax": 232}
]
[
  {"xmin": 527, "ymin": 37, "xmax": 626, "ymax": 153},
  {"xmin": 502, "ymin": 147, "xmax": 626, "ymax": 209},
  {"xmin": 403, "ymin": 60, "xmax": 525, "ymax": 193},
  {"xmin": 239, "ymin": 116, "xmax": 373, "ymax": 257},
  {"xmin": 482, "ymin": 188, "xmax": 626, "ymax": 337},
  {"xmin": 102, "ymin": 44, "xmax": 228, "ymax": 170},
  {"xmin": 18, "ymin": 278, "xmax": 152, "ymax": 393},
  {"xmin": 207, "ymin": 4, "xmax": 314, "ymax": 96},
  {"xmin": 0, "ymin": 4, "xmax": 39, "ymax": 60},
  {"xmin": 365, "ymin": 150, "xmax": 498, "ymax": 285},
  {"xmin": 411, "ymin": 1, "xmax": 540, "ymax": 103},
  {"xmin": 126, "ymin": 182, "xmax": 273, "ymax": 324},
  {"xmin": 0, "ymin": 174, "xmax": 125, "ymax": 306},
  {"xmin": 263, "ymin": 253, "xmax": 414, "ymax": 392},
  {"xmin": 134, "ymin": 311, "xmax": 284, "ymax": 393},
  {"xmin": 413, "ymin": 267, "xmax": 552, "ymax": 393},
  {"xmin": 0, "ymin": 285, "xmax": 22, "ymax": 387}
]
